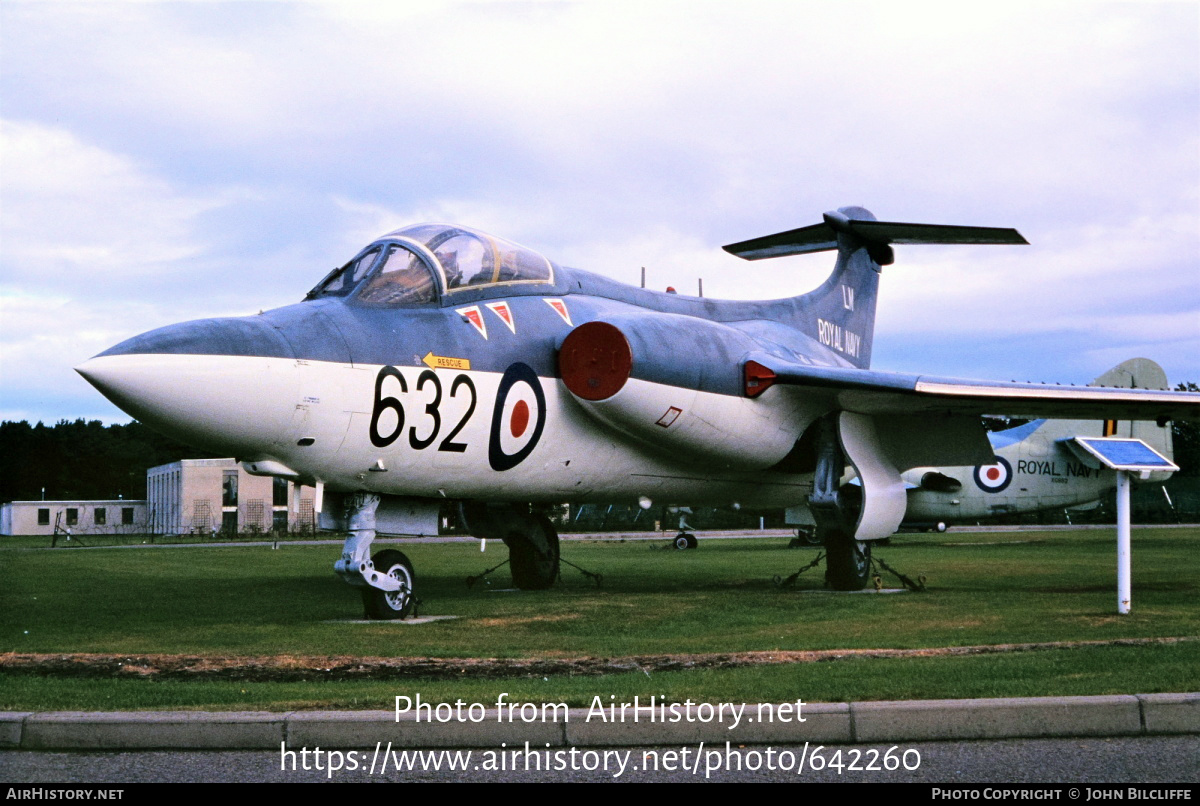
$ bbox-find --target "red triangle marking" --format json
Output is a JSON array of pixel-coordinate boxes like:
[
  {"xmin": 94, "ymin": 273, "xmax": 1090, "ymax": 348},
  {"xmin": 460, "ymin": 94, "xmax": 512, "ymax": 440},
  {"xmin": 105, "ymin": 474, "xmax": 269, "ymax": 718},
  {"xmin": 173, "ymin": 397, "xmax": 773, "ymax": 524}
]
[
  {"xmin": 544, "ymin": 298, "xmax": 573, "ymax": 326},
  {"xmin": 456, "ymin": 306, "xmax": 488, "ymax": 339},
  {"xmin": 486, "ymin": 301, "xmax": 517, "ymax": 333}
]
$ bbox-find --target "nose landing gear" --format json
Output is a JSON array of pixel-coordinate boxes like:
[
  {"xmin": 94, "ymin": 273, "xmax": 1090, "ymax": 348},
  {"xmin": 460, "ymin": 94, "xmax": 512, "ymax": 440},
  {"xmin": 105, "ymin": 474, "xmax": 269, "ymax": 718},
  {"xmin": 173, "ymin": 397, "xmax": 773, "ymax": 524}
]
[{"xmin": 334, "ymin": 492, "xmax": 419, "ymax": 620}]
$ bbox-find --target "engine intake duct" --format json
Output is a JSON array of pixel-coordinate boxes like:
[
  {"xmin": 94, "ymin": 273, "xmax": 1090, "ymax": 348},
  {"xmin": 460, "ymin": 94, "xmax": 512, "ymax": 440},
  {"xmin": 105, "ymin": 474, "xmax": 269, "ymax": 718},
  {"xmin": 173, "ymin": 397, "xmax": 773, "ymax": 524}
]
[
  {"xmin": 557, "ymin": 315, "xmax": 809, "ymax": 470},
  {"xmin": 920, "ymin": 471, "xmax": 963, "ymax": 493}
]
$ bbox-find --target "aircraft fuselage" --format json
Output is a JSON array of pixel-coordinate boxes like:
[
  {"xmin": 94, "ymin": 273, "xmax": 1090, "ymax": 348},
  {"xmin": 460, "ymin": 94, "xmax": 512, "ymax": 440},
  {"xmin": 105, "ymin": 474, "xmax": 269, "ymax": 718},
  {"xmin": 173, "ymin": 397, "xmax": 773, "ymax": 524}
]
[
  {"xmin": 905, "ymin": 422, "xmax": 1116, "ymax": 522},
  {"xmin": 79, "ymin": 271, "xmax": 843, "ymax": 511}
]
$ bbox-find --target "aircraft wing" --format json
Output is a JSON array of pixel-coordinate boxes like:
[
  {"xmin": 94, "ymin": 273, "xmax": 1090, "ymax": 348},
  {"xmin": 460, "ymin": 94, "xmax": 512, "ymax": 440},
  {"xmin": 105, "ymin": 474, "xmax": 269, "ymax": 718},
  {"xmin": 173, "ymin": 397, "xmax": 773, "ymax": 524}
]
[{"xmin": 745, "ymin": 359, "xmax": 1200, "ymax": 422}]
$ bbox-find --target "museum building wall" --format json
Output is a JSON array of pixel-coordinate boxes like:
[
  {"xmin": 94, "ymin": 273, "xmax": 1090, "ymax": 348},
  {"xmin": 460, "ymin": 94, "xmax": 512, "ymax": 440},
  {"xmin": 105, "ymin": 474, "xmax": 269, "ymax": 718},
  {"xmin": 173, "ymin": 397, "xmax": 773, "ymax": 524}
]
[{"xmin": 146, "ymin": 458, "xmax": 316, "ymax": 535}]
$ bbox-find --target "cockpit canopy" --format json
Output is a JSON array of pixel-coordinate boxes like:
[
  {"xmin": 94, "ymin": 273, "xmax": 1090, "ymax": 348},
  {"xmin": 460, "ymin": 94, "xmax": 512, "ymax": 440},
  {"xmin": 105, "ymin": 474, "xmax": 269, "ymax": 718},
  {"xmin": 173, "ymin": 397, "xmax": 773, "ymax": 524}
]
[{"xmin": 307, "ymin": 224, "xmax": 555, "ymax": 305}]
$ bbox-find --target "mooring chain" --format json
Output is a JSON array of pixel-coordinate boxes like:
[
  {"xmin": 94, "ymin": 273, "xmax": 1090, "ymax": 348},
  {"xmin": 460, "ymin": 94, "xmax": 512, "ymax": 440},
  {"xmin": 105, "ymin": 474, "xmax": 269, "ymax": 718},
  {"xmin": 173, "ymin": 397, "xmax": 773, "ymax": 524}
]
[
  {"xmin": 871, "ymin": 555, "xmax": 927, "ymax": 592},
  {"xmin": 559, "ymin": 556, "xmax": 603, "ymax": 587},
  {"xmin": 772, "ymin": 550, "xmax": 926, "ymax": 592},
  {"xmin": 467, "ymin": 556, "xmax": 601, "ymax": 588},
  {"xmin": 773, "ymin": 551, "xmax": 825, "ymax": 589},
  {"xmin": 465, "ymin": 558, "xmax": 510, "ymax": 588}
]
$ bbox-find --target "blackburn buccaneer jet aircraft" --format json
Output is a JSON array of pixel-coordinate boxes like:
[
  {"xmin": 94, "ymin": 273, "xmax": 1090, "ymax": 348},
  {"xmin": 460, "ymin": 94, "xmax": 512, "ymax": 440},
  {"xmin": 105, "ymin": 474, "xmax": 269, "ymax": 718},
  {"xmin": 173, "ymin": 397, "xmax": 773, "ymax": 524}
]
[{"xmin": 76, "ymin": 207, "xmax": 1200, "ymax": 618}]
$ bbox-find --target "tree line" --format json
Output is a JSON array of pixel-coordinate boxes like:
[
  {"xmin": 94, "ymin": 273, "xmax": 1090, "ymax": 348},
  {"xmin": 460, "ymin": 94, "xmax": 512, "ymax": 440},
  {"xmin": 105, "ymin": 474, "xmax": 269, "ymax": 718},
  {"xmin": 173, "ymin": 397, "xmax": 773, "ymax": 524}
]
[{"xmin": 0, "ymin": 419, "xmax": 217, "ymax": 503}]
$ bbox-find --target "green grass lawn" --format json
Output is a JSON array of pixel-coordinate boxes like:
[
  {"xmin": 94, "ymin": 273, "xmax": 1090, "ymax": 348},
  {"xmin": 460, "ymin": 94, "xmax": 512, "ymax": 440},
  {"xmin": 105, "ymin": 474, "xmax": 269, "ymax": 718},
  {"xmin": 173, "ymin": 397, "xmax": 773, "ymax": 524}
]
[{"xmin": 2, "ymin": 527, "xmax": 1197, "ymax": 709}]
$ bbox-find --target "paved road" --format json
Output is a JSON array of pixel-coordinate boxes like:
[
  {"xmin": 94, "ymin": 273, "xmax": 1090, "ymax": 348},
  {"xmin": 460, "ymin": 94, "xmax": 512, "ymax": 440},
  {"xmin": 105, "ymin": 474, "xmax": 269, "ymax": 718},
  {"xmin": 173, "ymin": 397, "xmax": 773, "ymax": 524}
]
[{"xmin": 3, "ymin": 736, "xmax": 1198, "ymax": 783}]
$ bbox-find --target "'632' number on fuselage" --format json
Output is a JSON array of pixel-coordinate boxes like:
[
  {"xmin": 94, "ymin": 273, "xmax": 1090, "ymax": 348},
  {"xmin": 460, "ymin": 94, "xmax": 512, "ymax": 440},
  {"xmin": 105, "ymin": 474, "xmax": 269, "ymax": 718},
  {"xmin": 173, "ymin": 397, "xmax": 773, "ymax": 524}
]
[{"xmin": 368, "ymin": 366, "xmax": 477, "ymax": 452}]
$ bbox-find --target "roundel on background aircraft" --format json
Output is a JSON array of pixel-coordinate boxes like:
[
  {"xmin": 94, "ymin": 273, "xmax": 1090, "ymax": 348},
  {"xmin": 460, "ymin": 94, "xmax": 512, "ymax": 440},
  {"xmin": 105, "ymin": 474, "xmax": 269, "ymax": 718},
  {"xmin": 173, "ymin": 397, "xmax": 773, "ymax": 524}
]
[
  {"xmin": 488, "ymin": 362, "xmax": 546, "ymax": 471},
  {"xmin": 973, "ymin": 456, "xmax": 1013, "ymax": 493}
]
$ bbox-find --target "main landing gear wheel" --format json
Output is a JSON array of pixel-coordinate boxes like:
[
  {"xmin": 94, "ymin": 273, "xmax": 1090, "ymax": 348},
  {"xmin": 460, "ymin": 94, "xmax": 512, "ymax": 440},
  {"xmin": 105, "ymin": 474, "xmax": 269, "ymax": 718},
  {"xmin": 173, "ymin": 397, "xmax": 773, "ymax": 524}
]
[
  {"xmin": 822, "ymin": 528, "xmax": 872, "ymax": 591},
  {"xmin": 506, "ymin": 514, "xmax": 560, "ymax": 590},
  {"xmin": 672, "ymin": 532, "xmax": 698, "ymax": 550},
  {"xmin": 361, "ymin": 549, "xmax": 416, "ymax": 620}
]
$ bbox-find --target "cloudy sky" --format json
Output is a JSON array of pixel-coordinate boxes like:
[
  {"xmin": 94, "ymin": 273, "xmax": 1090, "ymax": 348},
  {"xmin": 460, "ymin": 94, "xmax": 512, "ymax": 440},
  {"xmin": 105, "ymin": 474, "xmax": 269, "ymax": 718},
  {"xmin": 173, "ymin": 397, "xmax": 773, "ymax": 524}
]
[{"xmin": 1, "ymin": 1, "xmax": 1197, "ymax": 425}]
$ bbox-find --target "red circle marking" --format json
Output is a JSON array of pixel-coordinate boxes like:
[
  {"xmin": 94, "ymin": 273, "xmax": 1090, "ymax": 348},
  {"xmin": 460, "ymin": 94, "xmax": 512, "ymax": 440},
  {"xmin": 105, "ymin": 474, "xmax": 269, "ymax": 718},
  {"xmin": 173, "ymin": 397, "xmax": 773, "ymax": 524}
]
[
  {"xmin": 558, "ymin": 321, "xmax": 633, "ymax": 401},
  {"xmin": 510, "ymin": 399, "xmax": 530, "ymax": 438},
  {"xmin": 986, "ymin": 467, "xmax": 1001, "ymax": 481}
]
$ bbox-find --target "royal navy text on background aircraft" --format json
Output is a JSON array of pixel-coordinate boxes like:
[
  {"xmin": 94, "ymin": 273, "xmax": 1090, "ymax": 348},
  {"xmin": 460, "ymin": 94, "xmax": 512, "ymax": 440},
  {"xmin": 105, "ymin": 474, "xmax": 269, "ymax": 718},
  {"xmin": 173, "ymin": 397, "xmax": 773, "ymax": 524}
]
[{"xmin": 76, "ymin": 208, "xmax": 1200, "ymax": 617}]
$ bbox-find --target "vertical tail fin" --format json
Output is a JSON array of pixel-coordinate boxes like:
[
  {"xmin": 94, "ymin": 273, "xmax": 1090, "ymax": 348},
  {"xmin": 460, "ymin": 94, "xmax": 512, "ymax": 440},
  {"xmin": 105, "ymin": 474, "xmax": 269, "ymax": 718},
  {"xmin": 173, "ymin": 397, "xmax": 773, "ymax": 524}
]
[
  {"xmin": 723, "ymin": 206, "xmax": 1027, "ymax": 369},
  {"xmin": 1094, "ymin": 358, "xmax": 1175, "ymax": 480}
]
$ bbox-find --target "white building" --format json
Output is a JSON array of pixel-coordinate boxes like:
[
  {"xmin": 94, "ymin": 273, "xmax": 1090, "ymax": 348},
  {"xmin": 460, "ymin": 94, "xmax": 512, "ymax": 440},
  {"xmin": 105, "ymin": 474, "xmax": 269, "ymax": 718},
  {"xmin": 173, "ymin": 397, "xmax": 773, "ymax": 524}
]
[
  {"xmin": 146, "ymin": 458, "xmax": 316, "ymax": 535},
  {"xmin": 1, "ymin": 499, "xmax": 148, "ymax": 536}
]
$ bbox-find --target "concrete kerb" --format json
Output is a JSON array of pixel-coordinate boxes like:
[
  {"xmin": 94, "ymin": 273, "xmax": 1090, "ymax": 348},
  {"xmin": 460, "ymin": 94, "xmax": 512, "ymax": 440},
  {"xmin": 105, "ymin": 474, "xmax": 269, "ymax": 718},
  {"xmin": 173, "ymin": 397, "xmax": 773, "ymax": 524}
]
[
  {"xmin": 16, "ymin": 711, "xmax": 288, "ymax": 750},
  {"xmin": 0, "ymin": 713, "xmax": 32, "ymax": 748},
  {"xmin": 2, "ymin": 694, "xmax": 1197, "ymax": 750},
  {"xmin": 1139, "ymin": 693, "xmax": 1200, "ymax": 734},
  {"xmin": 851, "ymin": 695, "xmax": 1142, "ymax": 742}
]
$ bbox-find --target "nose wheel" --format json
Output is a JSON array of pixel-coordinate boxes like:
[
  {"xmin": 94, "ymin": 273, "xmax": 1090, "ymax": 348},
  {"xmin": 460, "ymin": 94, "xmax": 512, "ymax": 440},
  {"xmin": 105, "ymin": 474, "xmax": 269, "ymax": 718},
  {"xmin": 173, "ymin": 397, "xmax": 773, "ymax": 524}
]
[{"xmin": 361, "ymin": 549, "xmax": 416, "ymax": 620}]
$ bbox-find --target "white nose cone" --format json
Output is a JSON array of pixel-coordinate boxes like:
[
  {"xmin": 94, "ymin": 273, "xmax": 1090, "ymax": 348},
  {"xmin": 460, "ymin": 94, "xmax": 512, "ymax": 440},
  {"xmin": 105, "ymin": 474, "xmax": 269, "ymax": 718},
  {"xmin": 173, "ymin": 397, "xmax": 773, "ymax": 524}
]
[{"xmin": 76, "ymin": 352, "xmax": 300, "ymax": 455}]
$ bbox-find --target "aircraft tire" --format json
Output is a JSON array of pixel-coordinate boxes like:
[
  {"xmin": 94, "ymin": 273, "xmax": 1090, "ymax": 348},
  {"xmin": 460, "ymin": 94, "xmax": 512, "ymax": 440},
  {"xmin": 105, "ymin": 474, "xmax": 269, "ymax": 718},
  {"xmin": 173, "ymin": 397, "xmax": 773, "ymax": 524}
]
[
  {"xmin": 362, "ymin": 549, "xmax": 416, "ymax": 620},
  {"xmin": 507, "ymin": 515, "xmax": 560, "ymax": 590},
  {"xmin": 823, "ymin": 529, "xmax": 871, "ymax": 590},
  {"xmin": 672, "ymin": 532, "xmax": 698, "ymax": 550}
]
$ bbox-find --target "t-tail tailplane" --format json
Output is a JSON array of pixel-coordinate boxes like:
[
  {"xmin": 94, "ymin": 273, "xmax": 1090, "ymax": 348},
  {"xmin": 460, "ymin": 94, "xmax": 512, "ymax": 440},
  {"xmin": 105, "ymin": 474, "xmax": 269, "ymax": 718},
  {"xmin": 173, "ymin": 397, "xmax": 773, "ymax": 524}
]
[{"xmin": 722, "ymin": 206, "xmax": 1028, "ymax": 369}]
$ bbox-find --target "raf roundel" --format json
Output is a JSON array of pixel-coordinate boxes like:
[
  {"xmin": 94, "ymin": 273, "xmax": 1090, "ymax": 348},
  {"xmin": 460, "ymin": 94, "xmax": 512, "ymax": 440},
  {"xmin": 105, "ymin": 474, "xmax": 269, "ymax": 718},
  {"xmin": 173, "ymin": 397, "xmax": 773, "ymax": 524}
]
[
  {"xmin": 488, "ymin": 362, "xmax": 547, "ymax": 471},
  {"xmin": 973, "ymin": 456, "xmax": 1013, "ymax": 493}
]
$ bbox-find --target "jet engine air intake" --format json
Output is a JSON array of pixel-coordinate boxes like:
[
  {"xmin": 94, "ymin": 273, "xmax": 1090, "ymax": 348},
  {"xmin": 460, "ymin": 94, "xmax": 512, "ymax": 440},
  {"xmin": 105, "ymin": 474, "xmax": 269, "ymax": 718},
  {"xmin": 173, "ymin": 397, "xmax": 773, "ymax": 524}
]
[
  {"xmin": 559, "ymin": 321, "xmax": 633, "ymax": 401},
  {"xmin": 920, "ymin": 471, "xmax": 963, "ymax": 493},
  {"xmin": 557, "ymin": 316, "xmax": 812, "ymax": 469}
]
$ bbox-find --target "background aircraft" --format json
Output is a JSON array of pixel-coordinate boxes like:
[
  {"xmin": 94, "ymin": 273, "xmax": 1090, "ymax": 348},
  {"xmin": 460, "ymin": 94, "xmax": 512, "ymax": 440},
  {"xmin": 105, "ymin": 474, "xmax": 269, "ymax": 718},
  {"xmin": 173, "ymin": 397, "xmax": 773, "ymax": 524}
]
[
  {"xmin": 76, "ymin": 207, "xmax": 1200, "ymax": 618},
  {"xmin": 902, "ymin": 359, "xmax": 1175, "ymax": 530}
]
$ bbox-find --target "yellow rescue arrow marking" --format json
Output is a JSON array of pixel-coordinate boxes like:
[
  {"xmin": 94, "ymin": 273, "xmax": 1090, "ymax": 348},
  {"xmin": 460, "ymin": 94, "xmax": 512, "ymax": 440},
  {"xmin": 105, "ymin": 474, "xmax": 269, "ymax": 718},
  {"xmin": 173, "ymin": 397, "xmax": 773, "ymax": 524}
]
[{"xmin": 422, "ymin": 352, "xmax": 471, "ymax": 371}]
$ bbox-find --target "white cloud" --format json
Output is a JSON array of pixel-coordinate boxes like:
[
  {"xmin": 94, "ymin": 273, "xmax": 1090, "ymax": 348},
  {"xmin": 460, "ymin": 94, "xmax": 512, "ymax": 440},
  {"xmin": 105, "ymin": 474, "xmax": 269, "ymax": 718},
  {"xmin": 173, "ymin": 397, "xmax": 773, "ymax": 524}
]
[{"xmin": 0, "ymin": 119, "xmax": 227, "ymax": 288}]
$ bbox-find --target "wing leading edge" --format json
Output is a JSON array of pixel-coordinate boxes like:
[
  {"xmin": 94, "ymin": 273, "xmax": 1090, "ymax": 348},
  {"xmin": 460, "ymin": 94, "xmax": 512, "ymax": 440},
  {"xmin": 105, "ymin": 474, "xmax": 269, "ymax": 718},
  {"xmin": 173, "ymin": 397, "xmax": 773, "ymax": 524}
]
[{"xmin": 744, "ymin": 359, "xmax": 1200, "ymax": 422}]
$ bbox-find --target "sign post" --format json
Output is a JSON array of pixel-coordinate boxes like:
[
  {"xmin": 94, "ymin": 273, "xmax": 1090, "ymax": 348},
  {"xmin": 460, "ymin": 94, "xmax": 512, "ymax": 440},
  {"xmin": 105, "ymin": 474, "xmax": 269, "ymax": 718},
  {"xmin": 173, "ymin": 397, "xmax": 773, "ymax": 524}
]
[{"xmin": 1115, "ymin": 470, "xmax": 1132, "ymax": 614}]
